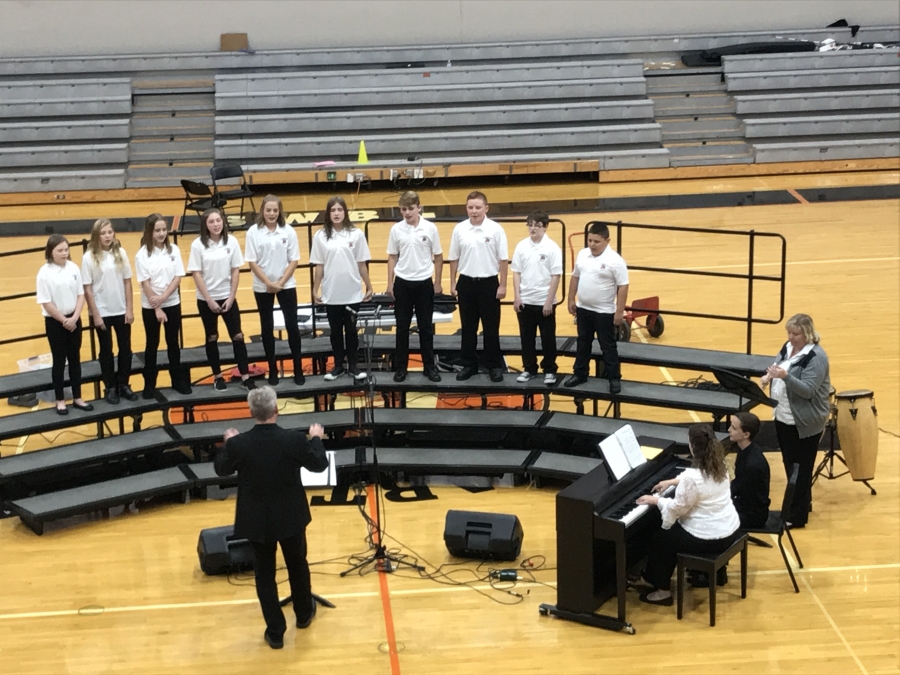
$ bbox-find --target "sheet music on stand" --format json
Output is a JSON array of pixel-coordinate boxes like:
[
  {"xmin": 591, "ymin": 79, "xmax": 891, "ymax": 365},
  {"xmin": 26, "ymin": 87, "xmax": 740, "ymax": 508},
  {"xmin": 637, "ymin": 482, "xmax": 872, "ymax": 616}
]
[{"xmin": 598, "ymin": 425, "xmax": 647, "ymax": 481}]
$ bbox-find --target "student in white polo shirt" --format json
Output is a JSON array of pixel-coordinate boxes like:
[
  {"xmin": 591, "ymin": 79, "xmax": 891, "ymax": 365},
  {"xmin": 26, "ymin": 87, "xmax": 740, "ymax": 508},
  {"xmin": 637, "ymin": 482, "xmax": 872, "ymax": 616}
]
[
  {"xmin": 511, "ymin": 211, "xmax": 563, "ymax": 385},
  {"xmin": 82, "ymin": 218, "xmax": 137, "ymax": 405},
  {"xmin": 310, "ymin": 196, "xmax": 373, "ymax": 381},
  {"xmin": 564, "ymin": 222, "xmax": 629, "ymax": 394},
  {"xmin": 36, "ymin": 234, "xmax": 92, "ymax": 415},
  {"xmin": 386, "ymin": 191, "xmax": 443, "ymax": 383},
  {"xmin": 448, "ymin": 191, "xmax": 508, "ymax": 382},
  {"xmin": 245, "ymin": 194, "xmax": 305, "ymax": 386},
  {"xmin": 135, "ymin": 213, "xmax": 192, "ymax": 398},
  {"xmin": 187, "ymin": 208, "xmax": 254, "ymax": 392}
]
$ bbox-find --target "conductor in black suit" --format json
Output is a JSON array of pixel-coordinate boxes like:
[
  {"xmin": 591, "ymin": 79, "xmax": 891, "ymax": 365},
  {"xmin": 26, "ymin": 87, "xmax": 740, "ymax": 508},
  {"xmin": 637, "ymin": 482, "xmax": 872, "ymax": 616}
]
[{"xmin": 214, "ymin": 385, "xmax": 329, "ymax": 650}]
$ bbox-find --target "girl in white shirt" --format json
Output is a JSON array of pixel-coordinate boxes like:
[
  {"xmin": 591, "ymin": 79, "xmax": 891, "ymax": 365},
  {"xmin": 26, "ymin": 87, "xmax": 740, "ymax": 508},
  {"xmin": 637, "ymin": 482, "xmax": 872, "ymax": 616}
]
[
  {"xmin": 635, "ymin": 424, "xmax": 741, "ymax": 606},
  {"xmin": 135, "ymin": 213, "xmax": 191, "ymax": 397},
  {"xmin": 36, "ymin": 234, "xmax": 92, "ymax": 415},
  {"xmin": 187, "ymin": 208, "xmax": 252, "ymax": 391},
  {"xmin": 245, "ymin": 195, "xmax": 304, "ymax": 386},
  {"xmin": 310, "ymin": 196, "xmax": 373, "ymax": 381},
  {"xmin": 82, "ymin": 218, "xmax": 136, "ymax": 405}
]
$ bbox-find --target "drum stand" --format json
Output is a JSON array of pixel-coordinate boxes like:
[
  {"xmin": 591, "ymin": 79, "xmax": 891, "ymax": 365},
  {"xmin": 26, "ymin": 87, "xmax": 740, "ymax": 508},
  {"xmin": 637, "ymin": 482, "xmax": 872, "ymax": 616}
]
[{"xmin": 812, "ymin": 415, "xmax": 877, "ymax": 495}]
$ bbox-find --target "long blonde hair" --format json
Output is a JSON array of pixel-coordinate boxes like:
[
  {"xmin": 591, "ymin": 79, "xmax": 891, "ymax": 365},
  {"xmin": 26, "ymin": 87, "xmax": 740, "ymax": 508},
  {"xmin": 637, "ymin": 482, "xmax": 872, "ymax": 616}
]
[{"xmin": 87, "ymin": 218, "xmax": 126, "ymax": 272}]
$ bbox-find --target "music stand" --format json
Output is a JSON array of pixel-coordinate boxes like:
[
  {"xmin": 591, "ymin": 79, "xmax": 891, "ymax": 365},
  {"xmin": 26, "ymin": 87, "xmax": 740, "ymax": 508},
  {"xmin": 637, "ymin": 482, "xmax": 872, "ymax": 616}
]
[{"xmin": 711, "ymin": 368, "xmax": 778, "ymax": 412}]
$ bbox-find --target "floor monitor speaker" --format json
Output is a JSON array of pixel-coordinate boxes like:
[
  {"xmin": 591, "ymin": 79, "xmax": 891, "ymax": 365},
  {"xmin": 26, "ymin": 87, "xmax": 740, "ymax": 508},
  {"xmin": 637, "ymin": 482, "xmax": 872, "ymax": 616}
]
[
  {"xmin": 197, "ymin": 524, "xmax": 254, "ymax": 575},
  {"xmin": 443, "ymin": 509, "xmax": 523, "ymax": 561}
]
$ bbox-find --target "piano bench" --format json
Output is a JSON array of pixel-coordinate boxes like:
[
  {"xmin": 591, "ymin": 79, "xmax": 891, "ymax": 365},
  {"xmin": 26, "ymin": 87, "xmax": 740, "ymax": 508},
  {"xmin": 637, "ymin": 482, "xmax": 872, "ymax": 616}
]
[{"xmin": 676, "ymin": 534, "xmax": 748, "ymax": 627}]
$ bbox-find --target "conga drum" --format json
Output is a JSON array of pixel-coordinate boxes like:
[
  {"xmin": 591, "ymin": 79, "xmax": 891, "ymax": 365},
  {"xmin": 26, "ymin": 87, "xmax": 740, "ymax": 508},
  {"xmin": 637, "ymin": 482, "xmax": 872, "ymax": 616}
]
[{"xmin": 835, "ymin": 390, "xmax": 878, "ymax": 481}]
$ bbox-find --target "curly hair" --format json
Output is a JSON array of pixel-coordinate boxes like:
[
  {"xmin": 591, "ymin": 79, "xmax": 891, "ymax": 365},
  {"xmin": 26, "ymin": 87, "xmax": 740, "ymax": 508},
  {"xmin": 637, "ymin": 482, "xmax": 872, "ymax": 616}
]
[{"xmin": 688, "ymin": 424, "xmax": 728, "ymax": 482}]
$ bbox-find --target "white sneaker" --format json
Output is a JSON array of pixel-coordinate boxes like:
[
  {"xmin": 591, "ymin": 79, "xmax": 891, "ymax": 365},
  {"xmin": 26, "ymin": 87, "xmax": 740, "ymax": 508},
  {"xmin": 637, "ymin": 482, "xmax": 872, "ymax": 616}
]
[
  {"xmin": 349, "ymin": 368, "xmax": 367, "ymax": 381},
  {"xmin": 543, "ymin": 373, "xmax": 558, "ymax": 385},
  {"xmin": 516, "ymin": 372, "xmax": 535, "ymax": 383},
  {"xmin": 324, "ymin": 367, "xmax": 345, "ymax": 381}
]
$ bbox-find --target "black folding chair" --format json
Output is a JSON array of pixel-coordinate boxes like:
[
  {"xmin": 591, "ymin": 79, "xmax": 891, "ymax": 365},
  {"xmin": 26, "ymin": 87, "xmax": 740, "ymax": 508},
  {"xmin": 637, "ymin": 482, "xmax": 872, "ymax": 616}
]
[
  {"xmin": 179, "ymin": 179, "xmax": 222, "ymax": 241},
  {"xmin": 209, "ymin": 164, "xmax": 256, "ymax": 220},
  {"xmin": 743, "ymin": 463, "xmax": 803, "ymax": 593}
]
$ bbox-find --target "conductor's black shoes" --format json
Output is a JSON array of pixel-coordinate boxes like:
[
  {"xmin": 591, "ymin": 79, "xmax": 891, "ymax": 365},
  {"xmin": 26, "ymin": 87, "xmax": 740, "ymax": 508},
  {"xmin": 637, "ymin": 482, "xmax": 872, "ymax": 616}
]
[
  {"xmin": 564, "ymin": 375, "xmax": 587, "ymax": 388},
  {"xmin": 264, "ymin": 631, "xmax": 284, "ymax": 649},
  {"xmin": 456, "ymin": 366, "xmax": 477, "ymax": 381},
  {"xmin": 393, "ymin": 369, "xmax": 407, "ymax": 383},
  {"xmin": 297, "ymin": 599, "xmax": 317, "ymax": 629},
  {"xmin": 609, "ymin": 378, "xmax": 622, "ymax": 395}
]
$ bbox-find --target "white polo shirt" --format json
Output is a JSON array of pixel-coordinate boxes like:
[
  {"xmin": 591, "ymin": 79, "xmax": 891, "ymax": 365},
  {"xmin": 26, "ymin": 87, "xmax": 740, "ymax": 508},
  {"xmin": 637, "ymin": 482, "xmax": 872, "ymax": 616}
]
[
  {"xmin": 244, "ymin": 223, "xmax": 300, "ymax": 294},
  {"xmin": 511, "ymin": 235, "xmax": 563, "ymax": 306},
  {"xmin": 572, "ymin": 246, "xmax": 629, "ymax": 313},
  {"xmin": 387, "ymin": 217, "xmax": 442, "ymax": 282},
  {"xmin": 448, "ymin": 217, "xmax": 508, "ymax": 278},
  {"xmin": 187, "ymin": 236, "xmax": 244, "ymax": 302},
  {"xmin": 309, "ymin": 227, "xmax": 371, "ymax": 305},
  {"xmin": 135, "ymin": 245, "xmax": 185, "ymax": 310},
  {"xmin": 81, "ymin": 248, "xmax": 132, "ymax": 317},
  {"xmin": 36, "ymin": 261, "xmax": 84, "ymax": 317}
]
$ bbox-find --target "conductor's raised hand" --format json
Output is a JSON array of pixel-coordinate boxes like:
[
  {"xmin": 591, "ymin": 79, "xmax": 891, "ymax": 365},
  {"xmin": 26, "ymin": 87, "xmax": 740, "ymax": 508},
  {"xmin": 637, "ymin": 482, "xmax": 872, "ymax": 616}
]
[
  {"xmin": 309, "ymin": 423, "xmax": 325, "ymax": 438},
  {"xmin": 223, "ymin": 427, "xmax": 240, "ymax": 442}
]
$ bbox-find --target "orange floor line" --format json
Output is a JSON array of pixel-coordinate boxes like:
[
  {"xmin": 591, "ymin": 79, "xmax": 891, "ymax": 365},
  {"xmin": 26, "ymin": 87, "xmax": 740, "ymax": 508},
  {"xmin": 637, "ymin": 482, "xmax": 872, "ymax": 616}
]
[{"xmin": 367, "ymin": 488, "xmax": 402, "ymax": 675}]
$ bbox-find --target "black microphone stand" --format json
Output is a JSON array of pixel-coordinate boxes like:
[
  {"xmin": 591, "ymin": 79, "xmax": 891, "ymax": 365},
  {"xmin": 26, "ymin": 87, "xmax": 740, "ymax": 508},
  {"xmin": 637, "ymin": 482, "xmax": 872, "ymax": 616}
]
[{"xmin": 341, "ymin": 304, "xmax": 421, "ymax": 576}]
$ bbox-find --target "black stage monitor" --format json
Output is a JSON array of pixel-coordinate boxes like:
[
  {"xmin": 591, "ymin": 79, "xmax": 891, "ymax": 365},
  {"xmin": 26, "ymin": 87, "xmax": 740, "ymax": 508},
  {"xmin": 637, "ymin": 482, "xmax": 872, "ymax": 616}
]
[{"xmin": 443, "ymin": 510, "xmax": 523, "ymax": 561}]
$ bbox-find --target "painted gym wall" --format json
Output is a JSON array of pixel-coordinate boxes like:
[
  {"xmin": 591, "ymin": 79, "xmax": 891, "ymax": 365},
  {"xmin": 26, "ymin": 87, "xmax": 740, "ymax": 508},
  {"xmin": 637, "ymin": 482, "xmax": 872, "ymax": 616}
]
[{"xmin": 0, "ymin": 0, "xmax": 897, "ymax": 57}]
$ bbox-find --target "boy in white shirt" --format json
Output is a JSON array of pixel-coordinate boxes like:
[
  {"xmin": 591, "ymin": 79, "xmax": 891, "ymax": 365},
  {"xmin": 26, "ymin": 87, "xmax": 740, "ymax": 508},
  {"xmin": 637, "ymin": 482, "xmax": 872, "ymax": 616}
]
[
  {"xmin": 447, "ymin": 191, "xmax": 509, "ymax": 382},
  {"xmin": 386, "ymin": 191, "xmax": 443, "ymax": 382},
  {"xmin": 511, "ymin": 211, "xmax": 562, "ymax": 385},
  {"xmin": 564, "ymin": 222, "xmax": 629, "ymax": 394}
]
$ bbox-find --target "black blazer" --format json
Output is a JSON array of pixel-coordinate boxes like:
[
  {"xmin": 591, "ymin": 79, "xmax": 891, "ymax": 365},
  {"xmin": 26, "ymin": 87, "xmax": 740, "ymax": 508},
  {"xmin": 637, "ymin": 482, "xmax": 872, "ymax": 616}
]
[
  {"xmin": 214, "ymin": 423, "xmax": 329, "ymax": 543},
  {"xmin": 731, "ymin": 441, "xmax": 771, "ymax": 529}
]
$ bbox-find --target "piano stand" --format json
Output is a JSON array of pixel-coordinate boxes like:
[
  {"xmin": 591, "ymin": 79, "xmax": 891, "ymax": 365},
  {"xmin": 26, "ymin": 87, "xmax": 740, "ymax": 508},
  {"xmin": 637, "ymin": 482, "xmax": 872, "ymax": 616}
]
[{"xmin": 538, "ymin": 603, "xmax": 636, "ymax": 635}]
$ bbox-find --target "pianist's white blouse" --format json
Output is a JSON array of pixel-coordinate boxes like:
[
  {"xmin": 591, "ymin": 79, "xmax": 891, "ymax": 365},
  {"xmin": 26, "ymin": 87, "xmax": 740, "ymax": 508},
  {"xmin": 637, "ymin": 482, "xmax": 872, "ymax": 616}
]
[{"xmin": 656, "ymin": 468, "xmax": 740, "ymax": 540}]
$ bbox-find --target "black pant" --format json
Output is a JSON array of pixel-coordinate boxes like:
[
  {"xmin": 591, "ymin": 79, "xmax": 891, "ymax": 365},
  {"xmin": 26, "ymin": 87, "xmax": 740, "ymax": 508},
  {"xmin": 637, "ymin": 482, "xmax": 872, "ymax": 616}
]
[
  {"xmin": 516, "ymin": 304, "xmax": 557, "ymax": 374},
  {"xmin": 775, "ymin": 420, "xmax": 820, "ymax": 527},
  {"xmin": 394, "ymin": 276, "xmax": 435, "ymax": 371},
  {"xmin": 643, "ymin": 522, "xmax": 740, "ymax": 591},
  {"xmin": 255, "ymin": 288, "xmax": 302, "ymax": 377},
  {"xmin": 325, "ymin": 304, "xmax": 359, "ymax": 369},
  {"xmin": 572, "ymin": 307, "xmax": 620, "ymax": 380},
  {"xmin": 250, "ymin": 531, "xmax": 314, "ymax": 639},
  {"xmin": 45, "ymin": 316, "xmax": 82, "ymax": 401},
  {"xmin": 96, "ymin": 314, "xmax": 132, "ymax": 390},
  {"xmin": 142, "ymin": 304, "xmax": 183, "ymax": 392},
  {"xmin": 457, "ymin": 274, "xmax": 503, "ymax": 370},
  {"xmin": 197, "ymin": 298, "xmax": 249, "ymax": 377}
]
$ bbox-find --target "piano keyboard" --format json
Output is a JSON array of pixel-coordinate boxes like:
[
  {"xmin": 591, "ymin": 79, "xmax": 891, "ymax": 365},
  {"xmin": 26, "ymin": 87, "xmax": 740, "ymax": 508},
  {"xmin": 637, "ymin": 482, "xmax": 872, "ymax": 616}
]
[{"xmin": 610, "ymin": 484, "xmax": 676, "ymax": 526}]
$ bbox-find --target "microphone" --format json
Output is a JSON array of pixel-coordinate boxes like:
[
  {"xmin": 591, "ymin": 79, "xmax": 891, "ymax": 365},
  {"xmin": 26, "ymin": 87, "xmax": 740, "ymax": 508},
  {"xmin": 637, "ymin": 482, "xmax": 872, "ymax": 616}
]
[{"xmin": 345, "ymin": 306, "xmax": 358, "ymax": 317}]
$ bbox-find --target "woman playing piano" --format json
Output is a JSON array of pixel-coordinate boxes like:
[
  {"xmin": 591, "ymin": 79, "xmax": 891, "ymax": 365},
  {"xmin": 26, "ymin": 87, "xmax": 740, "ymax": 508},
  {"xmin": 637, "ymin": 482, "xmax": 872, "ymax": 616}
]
[{"xmin": 635, "ymin": 424, "xmax": 741, "ymax": 606}]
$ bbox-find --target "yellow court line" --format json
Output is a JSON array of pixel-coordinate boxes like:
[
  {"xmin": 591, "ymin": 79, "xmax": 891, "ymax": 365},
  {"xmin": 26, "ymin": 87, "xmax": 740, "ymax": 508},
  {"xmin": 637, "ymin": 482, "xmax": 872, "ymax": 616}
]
[{"xmin": 801, "ymin": 574, "xmax": 870, "ymax": 675}]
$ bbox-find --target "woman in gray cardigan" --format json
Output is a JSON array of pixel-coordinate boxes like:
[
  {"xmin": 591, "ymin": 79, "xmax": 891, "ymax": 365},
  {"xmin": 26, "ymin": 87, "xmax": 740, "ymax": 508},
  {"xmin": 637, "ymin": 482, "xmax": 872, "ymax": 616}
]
[{"xmin": 760, "ymin": 313, "xmax": 831, "ymax": 528}]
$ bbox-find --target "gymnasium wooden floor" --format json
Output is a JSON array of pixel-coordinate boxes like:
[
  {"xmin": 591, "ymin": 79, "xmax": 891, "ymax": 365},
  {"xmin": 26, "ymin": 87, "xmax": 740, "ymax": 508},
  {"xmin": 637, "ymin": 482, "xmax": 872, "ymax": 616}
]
[{"xmin": 0, "ymin": 167, "xmax": 897, "ymax": 674}]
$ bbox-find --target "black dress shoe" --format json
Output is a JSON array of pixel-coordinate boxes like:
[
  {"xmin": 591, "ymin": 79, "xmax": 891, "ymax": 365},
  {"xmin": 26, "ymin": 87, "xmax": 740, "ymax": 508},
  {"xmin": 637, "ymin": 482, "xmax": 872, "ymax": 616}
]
[
  {"xmin": 268, "ymin": 373, "xmax": 279, "ymax": 385},
  {"xmin": 72, "ymin": 401, "xmax": 94, "ymax": 412},
  {"xmin": 639, "ymin": 590, "xmax": 674, "ymax": 606},
  {"xmin": 105, "ymin": 389, "xmax": 120, "ymax": 405},
  {"xmin": 393, "ymin": 369, "xmax": 407, "ymax": 383},
  {"xmin": 425, "ymin": 369, "xmax": 442, "ymax": 383},
  {"xmin": 264, "ymin": 631, "xmax": 284, "ymax": 650},
  {"xmin": 56, "ymin": 406, "xmax": 69, "ymax": 416},
  {"xmin": 564, "ymin": 374, "xmax": 587, "ymax": 388},
  {"xmin": 141, "ymin": 389, "xmax": 157, "ymax": 400},
  {"xmin": 118, "ymin": 385, "xmax": 138, "ymax": 402},
  {"xmin": 456, "ymin": 366, "xmax": 477, "ymax": 381},
  {"xmin": 173, "ymin": 381, "xmax": 193, "ymax": 395},
  {"xmin": 296, "ymin": 598, "xmax": 317, "ymax": 629},
  {"xmin": 609, "ymin": 378, "xmax": 622, "ymax": 395},
  {"xmin": 489, "ymin": 368, "xmax": 504, "ymax": 382},
  {"xmin": 294, "ymin": 373, "xmax": 305, "ymax": 386}
]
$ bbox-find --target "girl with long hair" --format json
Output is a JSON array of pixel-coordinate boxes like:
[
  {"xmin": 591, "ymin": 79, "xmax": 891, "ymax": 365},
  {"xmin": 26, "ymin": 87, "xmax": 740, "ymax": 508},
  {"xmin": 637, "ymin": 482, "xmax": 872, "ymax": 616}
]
[
  {"xmin": 135, "ymin": 213, "xmax": 191, "ymax": 397},
  {"xmin": 635, "ymin": 424, "xmax": 741, "ymax": 606},
  {"xmin": 81, "ymin": 218, "xmax": 136, "ymax": 404},
  {"xmin": 245, "ymin": 195, "xmax": 304, "ymax": 385},
  {"xmin": 310, "ymin": 196, "xmax": 373, "ymax": 381},
  {"xmin": 186, "ymin": 208, "xmax": 253, "ymax": 391},
  {"xmin": 36, "ymin": 234, "xmax": 92, "ymax": 414}
]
